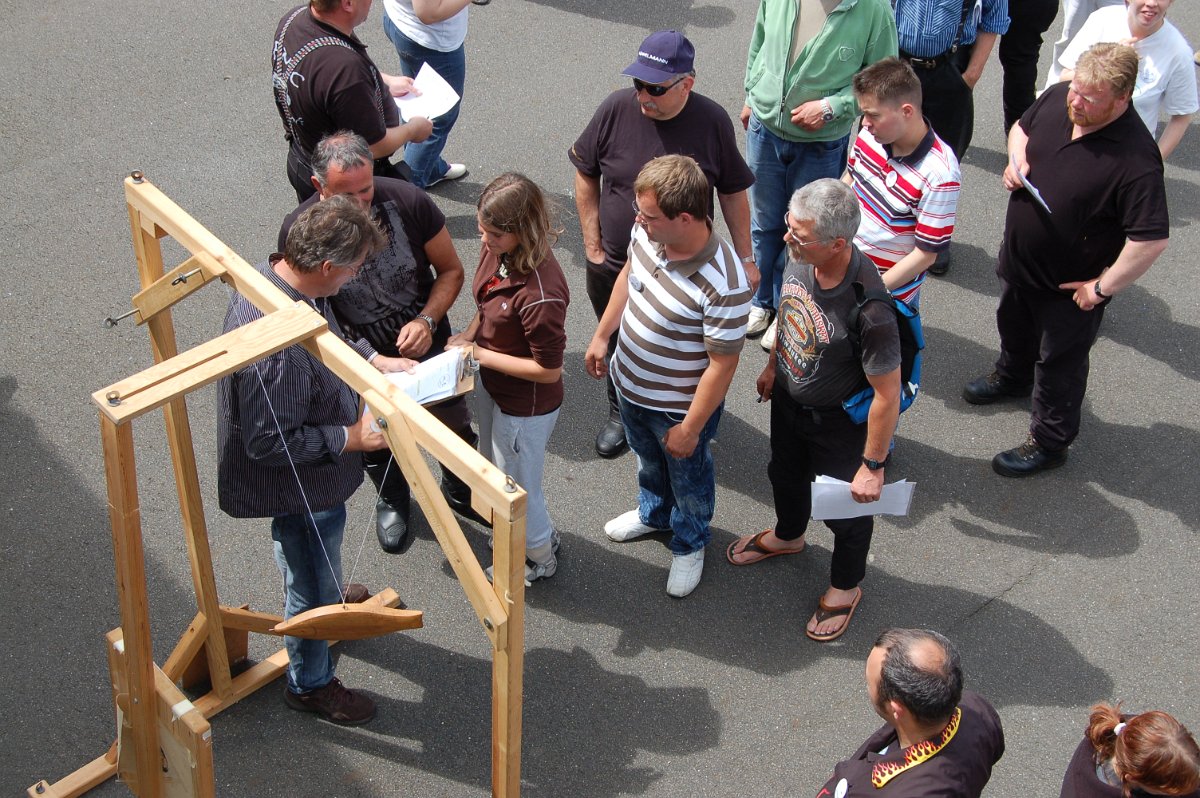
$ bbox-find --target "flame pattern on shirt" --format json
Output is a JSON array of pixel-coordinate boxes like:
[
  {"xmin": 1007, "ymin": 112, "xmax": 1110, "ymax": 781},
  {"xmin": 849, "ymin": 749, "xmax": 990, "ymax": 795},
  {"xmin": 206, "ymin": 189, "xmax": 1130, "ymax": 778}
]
[{"xmin": 870, "ymin": 707, "xmax": 962, "ymax": 788}]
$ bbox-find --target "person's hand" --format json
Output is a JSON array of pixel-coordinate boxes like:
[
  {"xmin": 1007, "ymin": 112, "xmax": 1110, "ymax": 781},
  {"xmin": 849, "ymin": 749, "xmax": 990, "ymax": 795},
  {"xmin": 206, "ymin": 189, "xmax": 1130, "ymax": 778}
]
[
  {"xmin": 385, "ymin": 75, "xmax": 420, "ymax": 97},
  {"xmin": 395, "ymin": 319, "xmax": 433, "ymax": 358},
  {"xmin": 585, "ymin": 336, "xmax": 609, "ymax": 379},
  {"xmin": 789, "ymin": 100, "xmax": 827, "ymax": 131},
  {"xmin": 345, "ymin": 411, "xmax": 389, "ymax": 452},
  {"xmin": 446, "ymin": 331, "xmax": 473, "ymax": 349},
  {"xmin": 961, "ymin": 67, "xmax": 983, "ymax": 90},
  {"xmin": 1058, "ymin": 279, "xmax": 1106, "ymax": 311},
  {"xmin": 585, "ymin": 245, "xmax": 606, "ymax": 265},
  {"xmin": 755, "ymin": 362, "xmax": 774, "ymax": 403},
  {"xmin": 850, "ymin": 463, "xmax": 884, "ymax": 503},
  {"xmin": 405, "ymin": 116, "xmax": 434, "ymax": 143},
  {"xmin": 372, "ymin": 355, "xmax": 418, "ymax": 374},
  {"xmin": 1003, "ymin": 155, "xmax": 1029, "ymax": 192},
  {"xmin": 743, "ymin": 259, "xmax": 761, "ymax": 294},
  {"xmin": 663, "ymin": 424, "xmax": 699, "ymax": 459},
  {"xmin": 739, "ymin": 104, "xmax": 752, "ymax": 130}
]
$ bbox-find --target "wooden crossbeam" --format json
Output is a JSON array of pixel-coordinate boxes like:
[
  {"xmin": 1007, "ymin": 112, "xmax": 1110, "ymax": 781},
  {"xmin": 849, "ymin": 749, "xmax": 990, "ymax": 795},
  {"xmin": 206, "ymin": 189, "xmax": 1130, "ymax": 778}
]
[{"xmin": 131, "ymin": 252, "xmax": 226, "ymax": 325}]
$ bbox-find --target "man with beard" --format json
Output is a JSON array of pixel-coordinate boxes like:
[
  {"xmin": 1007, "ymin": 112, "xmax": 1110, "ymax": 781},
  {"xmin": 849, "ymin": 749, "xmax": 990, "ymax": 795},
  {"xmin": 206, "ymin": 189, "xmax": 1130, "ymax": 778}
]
[
  {"xmin": 963, "ymin": 43, "xmax": 1169, "ymax": 476},
  {"xmin": 727, "ymin": 179, "xmax": 899, "ymax": 642}
]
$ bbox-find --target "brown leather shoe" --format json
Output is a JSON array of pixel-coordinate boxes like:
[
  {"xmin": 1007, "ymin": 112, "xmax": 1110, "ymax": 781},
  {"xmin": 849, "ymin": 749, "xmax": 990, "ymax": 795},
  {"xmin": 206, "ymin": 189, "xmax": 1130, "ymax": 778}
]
[
  {"xmin": 341, "ymin": 583, "xmax": 371, "ymax": 604},
  {"xmin": 284, "ymin": 678, "xmax": 376, "ymax": 726}
]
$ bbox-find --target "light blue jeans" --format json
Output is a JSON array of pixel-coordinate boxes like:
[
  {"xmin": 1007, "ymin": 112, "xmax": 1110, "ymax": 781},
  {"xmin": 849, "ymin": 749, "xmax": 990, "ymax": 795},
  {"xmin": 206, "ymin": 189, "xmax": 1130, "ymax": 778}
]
[
  {"xmin": 619, "ymin": 396, "xmax": 723, "ymax": 555},
  {"xmin": 746, "ymin": 114, "xmax": 849, "ymax": 312},
  {"xmin": 271, "ymin": 505, "xmax": 345, "ymax": 693},
  {"xmin": 476, "ymin": 383, "xmax": 560, "ymax": 551},
  {"xmin": 382, "ymin": 15, "xmax": 466, "ymax": 188}
]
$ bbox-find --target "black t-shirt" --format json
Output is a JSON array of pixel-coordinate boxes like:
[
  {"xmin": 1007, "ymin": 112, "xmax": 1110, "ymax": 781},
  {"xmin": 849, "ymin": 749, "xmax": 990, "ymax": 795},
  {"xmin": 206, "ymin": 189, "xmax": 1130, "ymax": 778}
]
[
  {"xmin": 568, "ymin": 89, "xmax": 755, "ymax": 273},
  {"xmin": 775, "ymin": 248, "xmax": 900, "ymax": 408},
  {"xmin": 278, "ymin": 177, "xmax": 445, "ymax": 352},
  {"xmin": 272, "ymin": 6, "xmax": 400, "ymax": 157},
  {"xmin": 999, "ymin": 81, "xmax": 1168, "ymax": 292}
]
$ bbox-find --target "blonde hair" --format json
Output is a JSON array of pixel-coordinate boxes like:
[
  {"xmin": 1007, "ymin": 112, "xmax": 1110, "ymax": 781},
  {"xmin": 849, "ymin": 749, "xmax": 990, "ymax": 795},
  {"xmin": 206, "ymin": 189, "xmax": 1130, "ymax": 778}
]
[
  {"xmin": 1075, "ymin": 42, "xmax": 1139, "ymax": 99},
  {"xmin": 477, "ymin": 173, "xmax": 560, "ymax": 277}
]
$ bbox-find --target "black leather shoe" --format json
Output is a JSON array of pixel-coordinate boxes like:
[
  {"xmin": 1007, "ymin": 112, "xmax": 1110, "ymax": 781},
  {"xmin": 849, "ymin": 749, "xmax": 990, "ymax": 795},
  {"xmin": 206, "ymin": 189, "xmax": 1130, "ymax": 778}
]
[
  {"xmin": 595, "ymin": 417, "xmax": 628, "ymax": 458},
  {"xmin": 375, "ymin": 497, "xmax": 411, "ymax": 554},
  {"xmin": 442, "ymin": 476, "xmax": 490, "ymax": 526},
  {"xmin": 962, "ymin": 372, "xmax": 1033, "ymax": 405},
  {"xmin": 992, "ymin": 436, "xmax": 1068, "ymax": 477},
  {"xmin": 928, "ymin": 249, "xmax": 950, "ymax": 276}
]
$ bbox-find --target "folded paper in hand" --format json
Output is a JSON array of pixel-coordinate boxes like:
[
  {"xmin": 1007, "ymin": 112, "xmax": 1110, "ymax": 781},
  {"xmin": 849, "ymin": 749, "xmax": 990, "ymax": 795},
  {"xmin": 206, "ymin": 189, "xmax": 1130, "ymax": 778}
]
[
  {"xmin": 394, "ymin": 62, "xmax": 461, "ymax": 122},
  {"xmin": 810, "ymin": 474, "xmax": 914, "ymax": 520},
  {"xmin": 385, "ymin": 347, "xmax": 472, "ymax": 405}
]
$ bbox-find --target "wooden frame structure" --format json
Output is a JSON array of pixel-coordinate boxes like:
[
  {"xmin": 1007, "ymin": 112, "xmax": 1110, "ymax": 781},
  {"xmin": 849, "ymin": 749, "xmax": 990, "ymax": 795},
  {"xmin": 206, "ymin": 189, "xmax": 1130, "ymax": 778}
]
[{"xmin": 29, "ymin": 174, "xmax": 528, "ymax": 798}]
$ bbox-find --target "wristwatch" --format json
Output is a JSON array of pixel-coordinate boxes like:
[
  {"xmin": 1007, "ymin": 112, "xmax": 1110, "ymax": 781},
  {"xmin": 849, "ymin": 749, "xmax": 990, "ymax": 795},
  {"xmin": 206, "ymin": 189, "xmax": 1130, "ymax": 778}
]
[
  {"xmin": 417, "ymin": 313, "xmax": 437, "ymax": 332},
  {"xmin": 862, "ymin": 454, "xmax": 890, "ymax": 471},
  {"xmin": 820, "ymin": 99, "xmax": 835, "ymax": 122},
  {"xmin": 741, "ymin": 254, "xmax": 756, "ymax": 264},
  {"xmin": 1093, "ymin": 280, "xmax": 1110, "ymax": 299}
]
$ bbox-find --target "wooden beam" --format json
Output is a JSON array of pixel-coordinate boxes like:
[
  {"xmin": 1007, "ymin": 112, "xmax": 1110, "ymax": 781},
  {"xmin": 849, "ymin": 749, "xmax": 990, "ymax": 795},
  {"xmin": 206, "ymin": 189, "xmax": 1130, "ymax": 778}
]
[
  {"xmin": 131, "ymin": 251, "xmax": 226, "ymax": 325},
  {"xmin": 92, "ymin": 304, "xmax": 326, "ymax": 423},
  {"xmin": 490, "ymin": 512, "xmax": 526, "ymax": 797},
  {"xmin": 99, "ymin": 417, "xmax": 162, "ymax": 798}
]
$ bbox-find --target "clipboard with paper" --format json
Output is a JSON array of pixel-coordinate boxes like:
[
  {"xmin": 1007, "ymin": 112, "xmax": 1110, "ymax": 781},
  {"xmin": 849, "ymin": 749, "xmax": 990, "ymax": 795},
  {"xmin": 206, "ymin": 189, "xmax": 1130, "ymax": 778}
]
[{"xmin": 385, "ymin": 345, "xmax": 476, "ymax": 406}]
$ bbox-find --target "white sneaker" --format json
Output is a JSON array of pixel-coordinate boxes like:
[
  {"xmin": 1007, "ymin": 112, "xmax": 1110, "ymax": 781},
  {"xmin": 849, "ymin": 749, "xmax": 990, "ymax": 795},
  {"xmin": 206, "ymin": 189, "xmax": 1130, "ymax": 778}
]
[
  {"xmin": 426, "ymin": 163, "xmax": 468, "ymax": 188},
  {"xmin": 746, "ymin": 306, "xmax": 773, "ymax": 338},
  {"xmin": 760, "ymin": 317, "xmax": 777, "ymax": 351},
  {"xmin": 666, "ymin": 550, "xmax": 705, "ymax": 597},
  {"xmin": 604, "ymin": 509, "xmax": 667, "ymax": 542}
]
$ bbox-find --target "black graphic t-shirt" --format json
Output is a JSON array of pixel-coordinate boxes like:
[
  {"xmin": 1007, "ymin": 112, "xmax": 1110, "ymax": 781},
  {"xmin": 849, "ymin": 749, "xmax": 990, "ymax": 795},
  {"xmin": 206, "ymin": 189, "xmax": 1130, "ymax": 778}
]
[{"xmin": 775, "ymin": 248, "xmax": 899, "ymax": 408}]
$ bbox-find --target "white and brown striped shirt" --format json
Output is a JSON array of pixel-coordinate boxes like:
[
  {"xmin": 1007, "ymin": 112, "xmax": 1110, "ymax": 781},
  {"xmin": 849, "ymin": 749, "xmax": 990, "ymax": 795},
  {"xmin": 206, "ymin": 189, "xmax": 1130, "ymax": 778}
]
[{"xmin": 611, "ymin": 225, "xmax": 751, "ymax": 412}]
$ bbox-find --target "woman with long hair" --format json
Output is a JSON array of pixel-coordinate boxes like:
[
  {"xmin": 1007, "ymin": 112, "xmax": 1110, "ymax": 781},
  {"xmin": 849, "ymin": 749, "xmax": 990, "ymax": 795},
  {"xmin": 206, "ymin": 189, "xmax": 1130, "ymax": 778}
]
[
  {"xmin": 1060, "ymin": 702, "xmax": 1200, "ymax": 797},
  {"xmin": 449, "ymin": 173, "xmax": 569, "ymax": 583}
]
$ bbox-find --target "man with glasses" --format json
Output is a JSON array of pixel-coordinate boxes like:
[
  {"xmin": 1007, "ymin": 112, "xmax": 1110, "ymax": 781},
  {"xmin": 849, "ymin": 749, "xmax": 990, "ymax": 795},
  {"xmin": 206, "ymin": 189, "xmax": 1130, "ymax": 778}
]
[
  {"xmin": 963, "ymin": 43, "xmax": 1169, "ymax": 476},
  {"xmin": 742, "ymin": 0, "xmax": 897, "ymax": 350},
  {"xmin": 585, "ymin": 155, "xmax": 751, "ymax": 598},
  {"xmin": 279, "ymin": 132, "xmax": 479, "ymax": 554},
  {"xmin": 727, "ymin": 179, "xmax": 900, "ymax": 643},
  {"xmin": 570, "ymin": 30, "xmax": 755, "ymax": 459}
]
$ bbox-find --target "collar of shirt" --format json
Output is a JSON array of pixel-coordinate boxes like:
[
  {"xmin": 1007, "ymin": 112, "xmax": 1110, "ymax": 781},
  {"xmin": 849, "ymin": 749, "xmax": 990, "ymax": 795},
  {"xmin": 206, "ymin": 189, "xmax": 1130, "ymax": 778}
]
[
  {"xmin": 648, "ymin": 227, "xmax": 719, "ymax": 278},
  {"xmin": 883, "ymin": 119, "xmax": 938, "ymax": 165}
]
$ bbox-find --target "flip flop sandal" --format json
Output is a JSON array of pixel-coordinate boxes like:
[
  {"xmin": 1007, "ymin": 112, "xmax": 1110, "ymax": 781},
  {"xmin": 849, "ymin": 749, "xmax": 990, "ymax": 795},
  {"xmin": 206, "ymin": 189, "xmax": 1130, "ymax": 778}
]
[
  {"xmin": 805, "ymin": 588, "xmax": 863, "ymax": 643},
  {"xmin": 726, "ymin": 530, "xmax": 805, "ymax": 566}
]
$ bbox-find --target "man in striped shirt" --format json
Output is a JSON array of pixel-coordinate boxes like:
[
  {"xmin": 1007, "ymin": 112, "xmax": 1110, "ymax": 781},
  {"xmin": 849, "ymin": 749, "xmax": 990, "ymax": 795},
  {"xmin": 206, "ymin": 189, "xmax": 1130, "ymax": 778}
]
[
  {"xmin": 585, "ymin": 155, "xmax": 751, "ymax": 598},
  {"xmin": 846, "ymin": 58, "xmax": 961, "ymax": 306}
]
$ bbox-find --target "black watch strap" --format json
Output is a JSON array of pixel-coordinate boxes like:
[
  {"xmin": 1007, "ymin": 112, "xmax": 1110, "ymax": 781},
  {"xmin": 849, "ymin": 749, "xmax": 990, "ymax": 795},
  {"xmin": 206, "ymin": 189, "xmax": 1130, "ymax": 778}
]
[{"xmin": 863, "ymin": 454, "xmax": 890, "ymax": 471}]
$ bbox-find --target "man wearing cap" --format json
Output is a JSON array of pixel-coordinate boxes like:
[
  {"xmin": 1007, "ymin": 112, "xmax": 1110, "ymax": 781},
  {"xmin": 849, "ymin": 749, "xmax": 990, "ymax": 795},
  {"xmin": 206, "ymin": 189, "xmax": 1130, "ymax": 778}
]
[
  {"xmin": 741, "ymin": 0, "xmax": 897, "ymax": 350},
  {"xmin": 570, "ymin": 30, "xmax": 756, "ymax": 459}
]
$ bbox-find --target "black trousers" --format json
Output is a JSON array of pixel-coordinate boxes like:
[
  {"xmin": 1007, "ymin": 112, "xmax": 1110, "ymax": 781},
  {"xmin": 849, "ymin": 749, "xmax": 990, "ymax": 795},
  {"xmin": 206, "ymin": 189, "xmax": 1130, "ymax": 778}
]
[
  {"xmin": 586, "ymin": 260, "xmax": 622, "ymax": 419},
  {"xmin": 911, "ymin": 48, "xmax": 975, "ymax": 160},
  {"xmin": 769, "ymin": 389, "xmax": 873, "ymax": 590},
  {"xmin": 999, "ymin": 0, "xmax": 1060, "ymax": 131},
  {"xmin": 994, "ymin": 276, "xmax": 1106, "ymax": 450}
]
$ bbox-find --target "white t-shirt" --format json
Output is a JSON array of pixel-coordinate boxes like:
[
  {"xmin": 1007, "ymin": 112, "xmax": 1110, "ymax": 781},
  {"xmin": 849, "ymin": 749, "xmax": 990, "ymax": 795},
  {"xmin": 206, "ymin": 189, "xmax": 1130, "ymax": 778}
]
[
  {"xmin": 1055, "ymin": 6, "xmax": 1198, "ymax": 137},
  {"xmin": 383, "ymin": 0, "xmax": 469, "ymax": 52}
]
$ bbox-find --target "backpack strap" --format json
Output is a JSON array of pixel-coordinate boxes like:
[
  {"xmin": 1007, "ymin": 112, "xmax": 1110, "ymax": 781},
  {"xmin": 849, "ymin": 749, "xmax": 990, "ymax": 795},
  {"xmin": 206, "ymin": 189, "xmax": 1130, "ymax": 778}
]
[{"xmin": 846, "ymin": 281, "xmax": 894, "ymax": 358}]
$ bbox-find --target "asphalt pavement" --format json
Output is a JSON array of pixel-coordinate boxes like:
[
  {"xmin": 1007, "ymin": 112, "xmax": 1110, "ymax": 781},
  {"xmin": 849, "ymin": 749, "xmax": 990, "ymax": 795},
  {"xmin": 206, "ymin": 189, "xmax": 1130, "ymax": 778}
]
[{"xmin": 2, "ymin": 1, "xmax": 1198, "ymax": 796}]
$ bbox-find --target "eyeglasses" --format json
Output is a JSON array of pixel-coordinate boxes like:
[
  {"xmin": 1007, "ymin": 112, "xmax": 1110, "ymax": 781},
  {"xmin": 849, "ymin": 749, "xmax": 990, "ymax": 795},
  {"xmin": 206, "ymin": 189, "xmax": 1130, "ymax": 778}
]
[
  {"xmin": 633, "ymin": 75, "xmax": 687, "ymax": 97},
  {"xmin": 783, "ymin": 216, "xmax": 831, "ymax": 247},
  {"xmin": 632, "ymin": 200, "xmax": 662, "ymax": 222}
]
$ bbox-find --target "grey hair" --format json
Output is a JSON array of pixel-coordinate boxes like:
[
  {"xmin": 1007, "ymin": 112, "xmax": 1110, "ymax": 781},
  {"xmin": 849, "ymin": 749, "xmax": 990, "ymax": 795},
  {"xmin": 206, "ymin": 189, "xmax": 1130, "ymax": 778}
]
[
  {"xmin": 283, "ymin": 194, "xmax": 384, "ymax": 274},
  {"xmin": 874, "ymin": 628, "xmax": 964, "ymax": 726},
  {"xmin": 311, "ymin": 131, "xmax": 373, "ymax": 187},
  {"xmin": 788, "ymin": 178, "xmax": 861, "ymax": 243}
]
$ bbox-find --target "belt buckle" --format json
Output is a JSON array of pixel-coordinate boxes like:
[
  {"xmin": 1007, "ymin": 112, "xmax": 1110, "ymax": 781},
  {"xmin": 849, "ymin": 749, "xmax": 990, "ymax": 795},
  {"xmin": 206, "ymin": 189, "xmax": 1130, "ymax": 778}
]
[{"xmin": 910, "ymin": 55, "xmax": 937, "ymax": 69}]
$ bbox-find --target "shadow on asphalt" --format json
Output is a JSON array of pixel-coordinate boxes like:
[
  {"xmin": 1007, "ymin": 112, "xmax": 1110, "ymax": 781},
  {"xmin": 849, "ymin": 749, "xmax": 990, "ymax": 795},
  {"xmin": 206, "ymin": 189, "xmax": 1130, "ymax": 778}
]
[{"xmin": 521, "ymin": 0, "xmax": 738, "ymax": 30}]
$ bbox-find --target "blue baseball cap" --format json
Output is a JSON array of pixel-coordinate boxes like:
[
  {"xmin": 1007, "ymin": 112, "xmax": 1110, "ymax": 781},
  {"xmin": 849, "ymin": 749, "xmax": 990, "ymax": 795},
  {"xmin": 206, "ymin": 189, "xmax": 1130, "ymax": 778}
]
[{"xmin": 622, "ymin": 30, "xmax": 695, "ymax": 83}]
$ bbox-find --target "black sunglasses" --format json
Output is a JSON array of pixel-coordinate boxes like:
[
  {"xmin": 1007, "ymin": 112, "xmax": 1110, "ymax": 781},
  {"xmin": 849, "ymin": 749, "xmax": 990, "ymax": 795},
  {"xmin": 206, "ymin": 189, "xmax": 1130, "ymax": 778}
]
[{"xmin": 633, "ymin": 75, "xmax": 687, "ymax": 97}]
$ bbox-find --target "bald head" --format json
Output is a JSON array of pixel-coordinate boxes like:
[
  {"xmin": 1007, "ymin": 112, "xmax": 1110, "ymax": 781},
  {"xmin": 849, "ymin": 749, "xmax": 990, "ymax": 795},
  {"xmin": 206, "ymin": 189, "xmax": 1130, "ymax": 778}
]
[{"xmin": 872, "ymin": 628, "xmax": 964, "ymax": 725}]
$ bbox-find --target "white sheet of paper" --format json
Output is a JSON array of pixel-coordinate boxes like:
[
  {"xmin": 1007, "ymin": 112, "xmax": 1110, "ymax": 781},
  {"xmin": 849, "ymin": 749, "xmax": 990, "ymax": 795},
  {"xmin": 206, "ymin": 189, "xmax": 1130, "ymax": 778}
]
[
  {"xmin": 394, "ymin": 62, "xmax": 461, "ymax": 122},
  {"xmin": 810, "ymin": 474, "xmax": 915, "ymax": 520},
  {"xmin": 384, "ymin": 348, "xmax": 464, "ymax": 405},
  {"xmin": 1010, "ymin": 153, "xmax": 1052, "ymax": 214}
]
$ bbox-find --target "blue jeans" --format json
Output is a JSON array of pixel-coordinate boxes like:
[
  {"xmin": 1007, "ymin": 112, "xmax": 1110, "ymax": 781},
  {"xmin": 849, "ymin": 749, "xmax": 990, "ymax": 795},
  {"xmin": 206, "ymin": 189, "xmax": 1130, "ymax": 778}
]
[
  {"xmin": 382, "ymin": 15, "xmax": 466, "ymax": 188},
  {"xmin": 746, "ymin": 115, "xmax": 848, "ymax": 312},
  {"xmin": 271, "ymin": 505, "xmax": 345, "ymax": 693},
  {"xmin": 476, "ymin": 382, "xmax": 560, "ymax": 550},
  {"xmin": 619, "ymin": 396, "xmax": 723, "ymax": 555}
]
